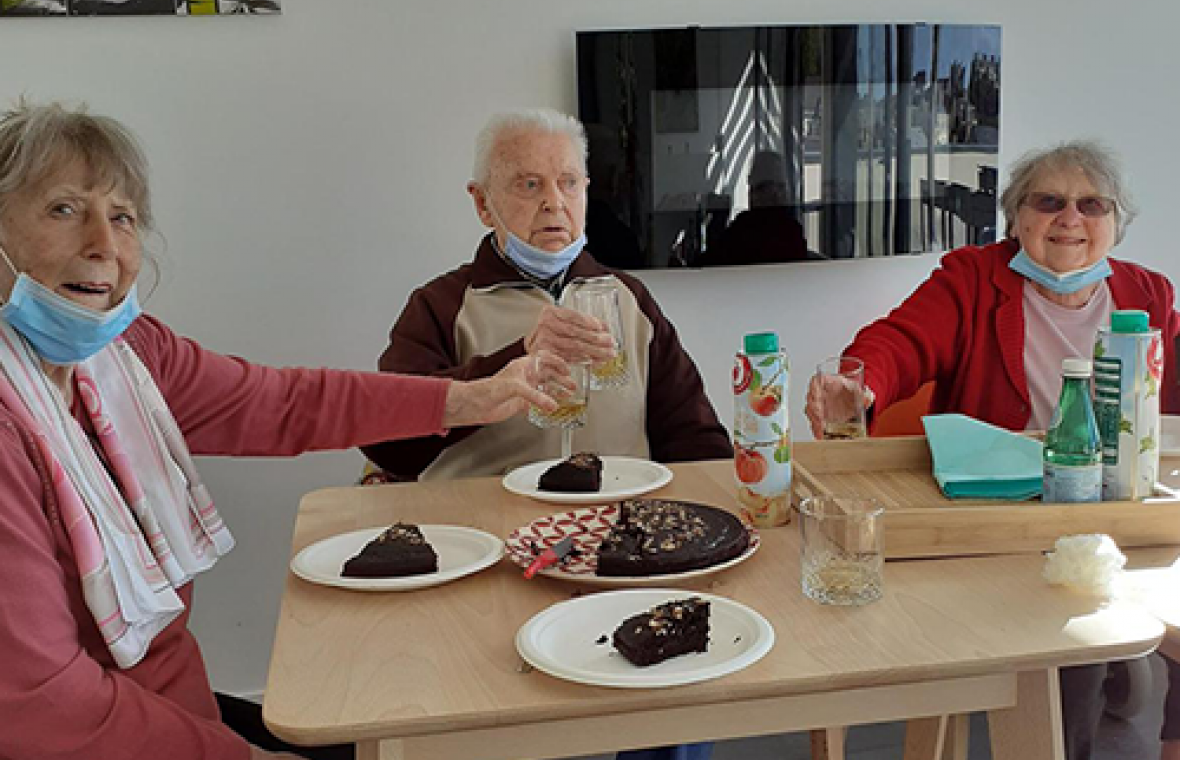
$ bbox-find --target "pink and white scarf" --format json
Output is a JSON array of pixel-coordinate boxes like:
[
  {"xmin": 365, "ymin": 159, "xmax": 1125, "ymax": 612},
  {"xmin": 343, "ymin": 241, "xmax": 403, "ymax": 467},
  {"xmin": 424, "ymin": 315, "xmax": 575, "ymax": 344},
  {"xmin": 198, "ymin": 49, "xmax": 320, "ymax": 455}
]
[{"xmin": 0, "ymin": 322, "xmax": 234, "ymax": 668}]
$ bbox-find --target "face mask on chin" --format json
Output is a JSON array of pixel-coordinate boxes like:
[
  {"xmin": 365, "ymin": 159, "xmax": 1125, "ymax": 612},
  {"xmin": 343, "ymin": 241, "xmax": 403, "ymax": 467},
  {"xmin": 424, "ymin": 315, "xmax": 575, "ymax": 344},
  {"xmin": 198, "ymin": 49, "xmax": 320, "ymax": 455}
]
[
  {"xmin": 0, "ymin": 244, "xmax": 141, "ymax": 365},
  {"xmin": 1008, "ymin": 248, "xmax": 1113, "ymax": 295},
  {"xmin": 485, "ymin": 196, "xmax": 585, "ymax": 280}
]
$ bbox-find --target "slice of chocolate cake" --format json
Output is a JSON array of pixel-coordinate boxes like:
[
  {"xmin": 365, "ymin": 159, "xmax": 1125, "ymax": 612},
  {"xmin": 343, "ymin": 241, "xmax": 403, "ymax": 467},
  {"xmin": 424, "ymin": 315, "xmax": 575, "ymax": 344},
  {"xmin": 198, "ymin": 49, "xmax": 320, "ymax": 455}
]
[
  {"xmin": 613, "ymin": 597, "xmax": 710, "ymax": 666},
  {"xmin": 596, "ymin": 499, "xmax": 750, "ymax": 577},
  {"xmin": 538, "ymin": 452, "xmax": 603, "ymax": 493},
  {"xmin": 341, "ymin": 523, "xmax": 438, "ymax": 578}
]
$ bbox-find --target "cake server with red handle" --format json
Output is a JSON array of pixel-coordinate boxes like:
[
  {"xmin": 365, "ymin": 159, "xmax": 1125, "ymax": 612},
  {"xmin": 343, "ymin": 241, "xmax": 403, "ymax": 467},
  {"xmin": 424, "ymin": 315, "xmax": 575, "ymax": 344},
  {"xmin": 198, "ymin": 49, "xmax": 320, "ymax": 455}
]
[{"xmin": 524, "ymin": 536, "xmax": 576, "ymax": 579}]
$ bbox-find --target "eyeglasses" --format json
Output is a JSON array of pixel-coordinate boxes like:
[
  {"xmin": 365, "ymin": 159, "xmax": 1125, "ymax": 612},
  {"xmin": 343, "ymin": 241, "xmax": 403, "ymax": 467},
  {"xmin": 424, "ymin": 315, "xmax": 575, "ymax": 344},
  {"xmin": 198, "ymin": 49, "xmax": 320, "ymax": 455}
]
[{"xmin": 1024, "ymin": 192, "xmax": 1115, "ymax": 218}]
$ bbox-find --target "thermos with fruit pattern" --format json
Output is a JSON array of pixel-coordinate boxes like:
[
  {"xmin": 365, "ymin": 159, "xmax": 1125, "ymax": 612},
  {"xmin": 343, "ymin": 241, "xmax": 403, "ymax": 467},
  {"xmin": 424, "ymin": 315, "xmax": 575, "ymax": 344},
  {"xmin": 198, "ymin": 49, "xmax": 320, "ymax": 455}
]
[{"xmin": 733, "ymin": 332, "xmax": 791, "ymax": 526}]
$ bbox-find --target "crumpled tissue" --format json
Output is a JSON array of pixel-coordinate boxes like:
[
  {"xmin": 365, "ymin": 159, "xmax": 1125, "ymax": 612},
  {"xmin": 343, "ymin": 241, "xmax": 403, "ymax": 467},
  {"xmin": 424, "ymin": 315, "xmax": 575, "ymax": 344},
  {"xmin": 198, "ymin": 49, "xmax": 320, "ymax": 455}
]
[{"xmin": 1042, "ymin": 534, "xmax": 1127, "ymax": 595}]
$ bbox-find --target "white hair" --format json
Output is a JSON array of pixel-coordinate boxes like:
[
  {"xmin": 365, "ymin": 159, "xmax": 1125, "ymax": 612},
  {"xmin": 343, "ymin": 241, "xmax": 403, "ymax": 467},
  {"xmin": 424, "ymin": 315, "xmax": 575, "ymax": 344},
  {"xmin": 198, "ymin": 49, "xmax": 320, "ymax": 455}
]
[
  {"xmin": 471, "ymin": 108, "xmax": 588, "ymax": 185},
  {"xmin": 1000, "ymin": 139, "xmax": 1138, "ymax": 245}
]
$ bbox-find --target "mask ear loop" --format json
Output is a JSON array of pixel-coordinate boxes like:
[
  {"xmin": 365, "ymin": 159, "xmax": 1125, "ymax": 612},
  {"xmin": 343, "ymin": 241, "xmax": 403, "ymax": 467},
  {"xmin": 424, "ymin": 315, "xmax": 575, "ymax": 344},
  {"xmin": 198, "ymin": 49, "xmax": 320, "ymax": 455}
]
[
  {"xmin": 0, "ymin": 243, "xmax": 16, "ymax": 275},
  {"xmin": 482, "ymin": 189, "xmax": 507, "ymax": 233},
  {"xmin": 0, "ymin": 243, "xmax": 19, "ymax": 305},
  {"xmin": 481, "ymin": 188, "xmax": 517, "ymax": 255}
]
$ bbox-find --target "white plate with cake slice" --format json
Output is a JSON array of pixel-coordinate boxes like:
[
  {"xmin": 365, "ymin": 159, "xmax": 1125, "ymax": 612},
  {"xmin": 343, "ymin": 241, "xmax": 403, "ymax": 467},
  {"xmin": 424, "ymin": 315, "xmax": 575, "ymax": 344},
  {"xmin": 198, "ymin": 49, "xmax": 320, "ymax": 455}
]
[
  {"xmin": 515, "ymin": 588, "xmax": 774, "ymax": 688},
  {"xmin": 502, "ymin": 456, "xmax": 673, "ymax": 504},
  {"xmin": 504, "ymin": 504, "xmax": 760, "ymax": 587},
  {"xmin": 290, "ymin": 525, "xmax": 503, "ymax": 592}
]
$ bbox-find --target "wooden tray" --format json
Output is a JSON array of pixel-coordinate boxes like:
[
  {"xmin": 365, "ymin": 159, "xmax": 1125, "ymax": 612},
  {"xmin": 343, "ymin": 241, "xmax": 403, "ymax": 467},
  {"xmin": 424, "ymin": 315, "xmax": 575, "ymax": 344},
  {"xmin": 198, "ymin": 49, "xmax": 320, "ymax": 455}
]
[{"xmin": 791, "ymin": 436, "xmax": 1180, "ymax": 560}]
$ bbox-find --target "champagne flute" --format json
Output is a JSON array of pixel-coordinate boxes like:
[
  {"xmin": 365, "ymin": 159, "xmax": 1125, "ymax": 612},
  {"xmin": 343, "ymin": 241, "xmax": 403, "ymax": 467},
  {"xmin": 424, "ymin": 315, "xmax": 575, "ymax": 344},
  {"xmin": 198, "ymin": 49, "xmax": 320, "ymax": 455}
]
[
  {"xmin": 570, "ymin": 283, "xmax": 630, "ymax": 390},
  {"xmin": 528, "ymin": 361, "xmax": 590, "ymax": 459}
]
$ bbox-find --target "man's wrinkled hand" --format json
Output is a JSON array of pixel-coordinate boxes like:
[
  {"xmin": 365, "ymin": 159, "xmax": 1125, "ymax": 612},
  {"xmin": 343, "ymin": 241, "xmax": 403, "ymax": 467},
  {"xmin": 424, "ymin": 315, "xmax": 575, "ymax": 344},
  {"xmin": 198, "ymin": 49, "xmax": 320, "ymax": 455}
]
[{"xmin": 524, "ymin": 305, "xmax": 615, "ymax": 365}]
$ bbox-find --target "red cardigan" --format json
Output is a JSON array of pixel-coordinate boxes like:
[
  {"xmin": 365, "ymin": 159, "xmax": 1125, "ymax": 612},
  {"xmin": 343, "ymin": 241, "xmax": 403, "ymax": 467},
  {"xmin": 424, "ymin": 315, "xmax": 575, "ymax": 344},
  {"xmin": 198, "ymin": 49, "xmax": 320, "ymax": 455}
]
[{"xmin": 846, "ymin": 239, "xmax": 1180, "ymax": 431}]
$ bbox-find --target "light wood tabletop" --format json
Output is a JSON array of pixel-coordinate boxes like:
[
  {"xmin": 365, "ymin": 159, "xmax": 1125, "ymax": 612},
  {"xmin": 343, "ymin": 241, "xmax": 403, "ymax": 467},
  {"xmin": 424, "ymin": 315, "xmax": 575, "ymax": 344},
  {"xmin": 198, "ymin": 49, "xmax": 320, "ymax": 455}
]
[
  {"xmin": 262, "ymin": 460, "xmax": 1165, "ymax": 760},
  {"xmin": 1120, "ymin": 546, "xmax": 1180, "ymax": 660}
]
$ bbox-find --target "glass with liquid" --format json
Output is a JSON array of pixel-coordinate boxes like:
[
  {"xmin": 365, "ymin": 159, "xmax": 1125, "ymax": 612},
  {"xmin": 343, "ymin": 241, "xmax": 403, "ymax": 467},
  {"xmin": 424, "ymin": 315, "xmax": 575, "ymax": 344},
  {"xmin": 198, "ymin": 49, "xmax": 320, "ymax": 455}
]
[
  {"xmin": 798, "ymin": 495, "xmax": 884, "ymax": 605},
  {"xmin": 816, "ymin": 356, "xmax": 868, "ymax": 440},
  {"xmin": 571, "ymin": 283, "xmax": 630, "ymax": 389},
  {"xmin": 528, "ymin": 362, "xmax": 589, "ymax": 458}
]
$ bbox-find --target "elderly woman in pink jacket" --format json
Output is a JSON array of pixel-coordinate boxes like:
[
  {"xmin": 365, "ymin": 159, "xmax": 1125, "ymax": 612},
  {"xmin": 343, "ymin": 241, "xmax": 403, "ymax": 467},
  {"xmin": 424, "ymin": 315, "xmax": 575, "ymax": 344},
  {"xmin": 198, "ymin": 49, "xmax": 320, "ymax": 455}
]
[{"xmin": 0, "ymin": 100, "xmax": 566, "ymax": 760}]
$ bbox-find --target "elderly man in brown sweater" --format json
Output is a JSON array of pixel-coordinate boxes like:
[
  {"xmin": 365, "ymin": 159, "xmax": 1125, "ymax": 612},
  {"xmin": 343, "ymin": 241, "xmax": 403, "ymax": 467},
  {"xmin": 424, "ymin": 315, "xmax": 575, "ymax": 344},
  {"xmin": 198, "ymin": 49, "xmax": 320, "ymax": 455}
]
[{"xmin": 363, "ymin": 108, "xmax": 730, "ymax": 484}]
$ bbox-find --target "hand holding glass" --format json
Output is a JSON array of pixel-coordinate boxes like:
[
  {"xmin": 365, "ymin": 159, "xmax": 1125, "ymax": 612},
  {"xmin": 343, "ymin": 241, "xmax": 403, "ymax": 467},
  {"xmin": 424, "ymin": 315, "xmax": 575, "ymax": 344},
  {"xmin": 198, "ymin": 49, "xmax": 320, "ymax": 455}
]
[
  {"xmin": 528, "ymin": 360, "xmax": 589, "ymax": 458},
  {"xmin": 814, "ymin": 356, "xmax": 868, "ymax": 440},
  {"xmin": 571, "ymin": 284, "xmax": 629, "ymax": 389}
]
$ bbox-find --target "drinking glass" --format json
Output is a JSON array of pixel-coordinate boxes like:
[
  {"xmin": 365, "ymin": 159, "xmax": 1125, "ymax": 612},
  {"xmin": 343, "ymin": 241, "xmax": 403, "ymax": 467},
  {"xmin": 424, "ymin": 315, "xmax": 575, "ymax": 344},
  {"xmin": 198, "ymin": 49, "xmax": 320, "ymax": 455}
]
[
  {"xmin": 816, "ymin": 356, "xmax": 868, "ymax": 440},
  {"xmin": 528, "ymin": 361, "xmax": 589, "ymax": 459},
  {"xmin": 571, "ymin": 283, "xmax": 630, "ymax": 390},
  {"xmin": 798, "ymin": 495, "xmax": 884, "ymax": 606}
]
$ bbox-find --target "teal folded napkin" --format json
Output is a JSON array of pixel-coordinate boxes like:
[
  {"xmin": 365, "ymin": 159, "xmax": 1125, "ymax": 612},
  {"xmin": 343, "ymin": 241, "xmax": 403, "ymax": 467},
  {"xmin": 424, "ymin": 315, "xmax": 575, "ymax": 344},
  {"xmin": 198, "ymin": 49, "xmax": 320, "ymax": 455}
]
[{"xmin": 922, "ymin": 413, "xmax": 1043, "ymax": 500}]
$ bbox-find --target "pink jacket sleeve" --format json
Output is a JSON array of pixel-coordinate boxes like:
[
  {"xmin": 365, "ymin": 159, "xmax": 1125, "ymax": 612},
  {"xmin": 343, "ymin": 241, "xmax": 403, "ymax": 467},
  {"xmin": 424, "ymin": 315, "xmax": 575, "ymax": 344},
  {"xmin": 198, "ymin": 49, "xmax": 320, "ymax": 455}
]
[
  {"xmin": 0, "ymin": 421, "xmax": 250, "ymax": 760},
  {"xmin": 124, "ymin": 315, "xmax": 451, "ymax": 457}
]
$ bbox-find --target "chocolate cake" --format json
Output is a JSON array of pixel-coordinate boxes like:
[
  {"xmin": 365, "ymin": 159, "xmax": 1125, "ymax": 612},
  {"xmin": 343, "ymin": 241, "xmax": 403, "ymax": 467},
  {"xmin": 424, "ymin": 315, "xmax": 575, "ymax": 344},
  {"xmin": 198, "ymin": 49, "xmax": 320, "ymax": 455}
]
[
  {"xmin": 538, "ymin": 452, "xmax": 603, "ymax": 493},
  {"xmin": 596, "ymin": 499, "xmax": 749, "ymax": 577},
  {"xmin": 341, "ymin": 523, "xmax": 438, "ymax": 578},
  {"xmin": 613, "ymin": 597, "xmax": 711, "ymax": 666}
]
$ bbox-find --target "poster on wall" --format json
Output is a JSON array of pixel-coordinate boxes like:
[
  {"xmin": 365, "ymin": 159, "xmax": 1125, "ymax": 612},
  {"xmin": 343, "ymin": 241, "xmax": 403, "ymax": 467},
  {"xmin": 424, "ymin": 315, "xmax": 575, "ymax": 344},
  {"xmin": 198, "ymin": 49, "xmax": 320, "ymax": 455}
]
[{"xmin": 0, "ymin": 0, "xmax": 278, "ymax": 15}]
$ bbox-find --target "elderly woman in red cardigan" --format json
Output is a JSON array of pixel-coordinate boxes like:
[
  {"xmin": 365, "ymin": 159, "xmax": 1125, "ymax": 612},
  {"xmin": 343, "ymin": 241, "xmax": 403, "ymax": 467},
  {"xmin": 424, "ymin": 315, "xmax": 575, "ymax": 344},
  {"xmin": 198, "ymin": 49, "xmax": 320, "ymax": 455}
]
[{"xmin": 806, "ymin": 140, "xmax": 1180, "ymax": 760}]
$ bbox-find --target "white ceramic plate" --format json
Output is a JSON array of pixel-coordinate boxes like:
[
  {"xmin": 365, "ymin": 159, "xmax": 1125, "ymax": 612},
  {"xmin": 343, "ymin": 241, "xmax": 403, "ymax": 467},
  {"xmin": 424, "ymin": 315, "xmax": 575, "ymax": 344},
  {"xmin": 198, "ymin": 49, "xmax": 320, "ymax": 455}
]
[
  {"xmin": 1161, "ymin": 415, "xmax": 1180, "ymax": 457},
  {"xmin": 515, "ymin": 588, "xmax": 774, "ymax": 688},
  {"xmin": 290, "ymin": 525, "xmax": 503, "ymax": 592},
  {"xmin": 502, "ymin": 456, "xmax": 673, "ymax": 504},
  {"xmin": 504, "ymin": 504, "xmax": 760, "ymax": 587}
]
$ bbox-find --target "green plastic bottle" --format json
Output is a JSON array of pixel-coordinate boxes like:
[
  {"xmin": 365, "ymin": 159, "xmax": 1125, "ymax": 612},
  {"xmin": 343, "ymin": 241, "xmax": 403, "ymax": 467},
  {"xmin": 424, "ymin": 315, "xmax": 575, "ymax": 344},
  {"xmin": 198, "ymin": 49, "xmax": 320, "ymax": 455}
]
[{"xmin": 1043, "ymin": 357, "xmax": 1102, "ymax": 503}]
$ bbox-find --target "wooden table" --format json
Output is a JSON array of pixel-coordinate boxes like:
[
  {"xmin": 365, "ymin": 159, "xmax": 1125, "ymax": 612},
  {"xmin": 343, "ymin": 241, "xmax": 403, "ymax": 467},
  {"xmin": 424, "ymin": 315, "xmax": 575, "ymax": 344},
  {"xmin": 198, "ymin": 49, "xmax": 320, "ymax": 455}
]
[
  {"xmin": 263, "ymin": 460, "xmax": 1164, "ymax": 760},
  {"xmin": 1120, "ymin": 546, "xmax": 1180, "ymax": 661}
]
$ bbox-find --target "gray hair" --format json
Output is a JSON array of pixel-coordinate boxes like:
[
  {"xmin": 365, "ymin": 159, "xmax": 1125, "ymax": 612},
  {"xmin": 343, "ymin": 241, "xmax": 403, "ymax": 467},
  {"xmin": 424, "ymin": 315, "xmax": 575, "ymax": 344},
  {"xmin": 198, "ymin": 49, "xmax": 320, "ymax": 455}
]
[
  {"xmin": 1000, "ymin": 139, "xmax": 1137, "ymax": 245},
  {"xmin": 0, "ymin": 98, "xmax": 154, "ymax": 233},
  {"xmin": 471, "ymin": 108, "xmax": 588, "ymax": 185}
]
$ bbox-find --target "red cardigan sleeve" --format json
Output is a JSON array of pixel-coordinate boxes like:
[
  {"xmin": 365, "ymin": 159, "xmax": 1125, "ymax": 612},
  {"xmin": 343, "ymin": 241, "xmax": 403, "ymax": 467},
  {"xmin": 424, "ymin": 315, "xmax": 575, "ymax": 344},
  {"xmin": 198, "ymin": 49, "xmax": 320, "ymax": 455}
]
[
  {"xmin": 845, "ymin": 246, "xmax": 984, "ymax": 412},
  {"xmin": 0, "ymin": 421, "xmax": 249, "ymax": 760},
  {"xmin": 123, "ymin": 315, "xmax": 450, "ymax": 457}
]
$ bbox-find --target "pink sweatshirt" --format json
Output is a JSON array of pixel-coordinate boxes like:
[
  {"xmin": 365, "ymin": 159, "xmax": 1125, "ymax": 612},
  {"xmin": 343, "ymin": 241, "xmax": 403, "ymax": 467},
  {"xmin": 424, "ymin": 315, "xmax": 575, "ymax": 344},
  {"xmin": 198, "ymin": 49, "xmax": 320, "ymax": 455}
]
[{"xmin": 0, "ymin": 315, "xmax": 450, "ymax": 760}]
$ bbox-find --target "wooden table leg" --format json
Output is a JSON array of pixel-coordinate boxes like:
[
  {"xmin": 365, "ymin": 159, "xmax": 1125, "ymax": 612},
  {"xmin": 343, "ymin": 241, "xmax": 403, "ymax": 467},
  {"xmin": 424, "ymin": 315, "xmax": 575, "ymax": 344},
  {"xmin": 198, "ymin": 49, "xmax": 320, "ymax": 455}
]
[
  {"xmin": 942, "ymin": 714, "xmax": 969, "ymax": 760},
  {"xmin": 809, "ymin": 727, "xmax": 847, "ymax": 760},
  {"xmin": 357, "ymin": 739, "xmax": 402, "ymax": 760},
  {"xmin": 901, "ymin": 713, "xmax": 971, "ymax": 760},
  {"xmin": 902, "ymin": 715, "xmax": 947, "ymax": 760},
  {"xmin": 1160, "ymin": 629, "xmax": 1180, "ymax": 662},
  {"xmin": 987, "ymin": 669, "xmax": 1064, "ymax": 760}
]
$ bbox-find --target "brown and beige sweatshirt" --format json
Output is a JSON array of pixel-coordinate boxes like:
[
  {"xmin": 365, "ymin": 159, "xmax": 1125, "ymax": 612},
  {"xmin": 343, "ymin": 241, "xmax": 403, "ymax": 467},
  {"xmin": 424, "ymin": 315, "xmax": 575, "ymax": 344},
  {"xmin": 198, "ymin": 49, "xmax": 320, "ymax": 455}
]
[{"xmin": 362, "ymin": 236, "xmax": 732, "ymax": 481}]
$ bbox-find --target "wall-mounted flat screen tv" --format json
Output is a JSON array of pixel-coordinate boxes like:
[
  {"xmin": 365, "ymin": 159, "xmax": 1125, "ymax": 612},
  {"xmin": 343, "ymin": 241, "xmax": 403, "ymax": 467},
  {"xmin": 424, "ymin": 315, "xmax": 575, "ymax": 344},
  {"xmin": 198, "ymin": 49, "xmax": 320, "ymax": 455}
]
[{"xmin": 577, "ymin": 23, "xmax": 1002, "ymax": 269}]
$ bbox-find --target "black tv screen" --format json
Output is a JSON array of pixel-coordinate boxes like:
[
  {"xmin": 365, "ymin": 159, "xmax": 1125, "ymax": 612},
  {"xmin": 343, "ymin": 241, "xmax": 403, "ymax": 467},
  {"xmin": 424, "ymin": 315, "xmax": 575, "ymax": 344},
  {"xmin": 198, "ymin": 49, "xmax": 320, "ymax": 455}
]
[{"xmin": 576, "ymin": 23, "xmax": 1002, "ymax": 269}]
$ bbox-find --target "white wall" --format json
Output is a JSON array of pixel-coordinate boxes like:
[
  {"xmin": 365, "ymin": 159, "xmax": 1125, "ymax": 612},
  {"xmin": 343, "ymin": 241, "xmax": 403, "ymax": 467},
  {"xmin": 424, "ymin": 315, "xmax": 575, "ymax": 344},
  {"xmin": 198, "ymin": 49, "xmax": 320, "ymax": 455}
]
[{"xmin": 1, "ymin": 0, "xmax": 1177, "ymax": 696}]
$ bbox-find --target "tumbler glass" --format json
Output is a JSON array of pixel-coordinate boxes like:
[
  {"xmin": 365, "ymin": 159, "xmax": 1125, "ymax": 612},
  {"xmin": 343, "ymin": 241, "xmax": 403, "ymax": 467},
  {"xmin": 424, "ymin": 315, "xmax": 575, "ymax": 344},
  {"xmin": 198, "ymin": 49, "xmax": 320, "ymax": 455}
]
[
  {"xmin": 798, "ymin": 495, "xmax": 884, "ymax": 606},
  {"xmin": 816, "ymin": 356, "xmax": 868, "ymax": 440},
  {"xmin": 571, "ymin": 283, "xmax": 630, "ymax": 390}
]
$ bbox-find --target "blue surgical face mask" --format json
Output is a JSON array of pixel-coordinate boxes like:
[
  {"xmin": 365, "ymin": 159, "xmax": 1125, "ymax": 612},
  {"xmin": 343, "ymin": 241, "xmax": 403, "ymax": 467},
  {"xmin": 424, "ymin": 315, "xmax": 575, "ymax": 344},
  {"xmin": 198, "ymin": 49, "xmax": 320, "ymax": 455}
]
[
  {"xmin": 0, "ymin": 245, "xmax": 141, "ymax": 365},
  {"xmin": 486, "ymin": 198, "xmax": 585, "ymax": 280},
  {"xmin": 1008, "ymin": 248, "xmax": 1112, "ymax": 295}
]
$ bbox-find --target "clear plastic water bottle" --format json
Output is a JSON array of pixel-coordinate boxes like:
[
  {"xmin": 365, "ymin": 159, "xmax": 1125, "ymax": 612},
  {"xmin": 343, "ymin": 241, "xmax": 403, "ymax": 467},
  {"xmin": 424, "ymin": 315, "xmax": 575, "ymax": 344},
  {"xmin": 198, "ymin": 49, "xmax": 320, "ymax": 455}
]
[{"xmin": 1043, "ymin": 357, "xmax": 1102, "ymax": 503}]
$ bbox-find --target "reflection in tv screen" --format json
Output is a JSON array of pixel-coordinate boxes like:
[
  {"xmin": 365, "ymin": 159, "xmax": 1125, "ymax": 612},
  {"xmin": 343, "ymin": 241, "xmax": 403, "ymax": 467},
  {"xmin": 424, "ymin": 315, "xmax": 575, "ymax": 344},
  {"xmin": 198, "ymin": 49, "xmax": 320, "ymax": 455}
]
[{"xmin": 576, "ymin": 24, "xmax": 1002, "ymax": 269}]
